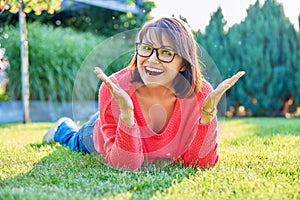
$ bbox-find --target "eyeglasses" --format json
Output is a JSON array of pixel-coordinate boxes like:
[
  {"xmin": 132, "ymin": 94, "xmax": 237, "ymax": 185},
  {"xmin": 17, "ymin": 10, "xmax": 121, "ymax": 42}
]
[{"xmin": 135, "ymin": 43, "xmax": 176, "ymax": 63}]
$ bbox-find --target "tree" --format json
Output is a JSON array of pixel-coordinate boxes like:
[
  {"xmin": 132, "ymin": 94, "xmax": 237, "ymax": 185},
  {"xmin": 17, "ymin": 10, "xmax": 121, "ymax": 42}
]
[
  {"xmin": 195, "ymin": 7, "xmax": 231, "ymax": 116},
  {"xmin": 227, "ymin": 0, "xmax": 299, "ymax": 116},
  {"xmin": 196, "ymin": 7, "xmax": 229, "ymax": 85},
  {"xmin": 195, "ymin": 0, "xmax": 299, "ymax": 116},
  {"xmin": 2, "ymin": 0, "xmax": 62, "ymax": 123},
  {"xmin": 0, "ymin": 0, "xmax": 155, "ymax": 37}
]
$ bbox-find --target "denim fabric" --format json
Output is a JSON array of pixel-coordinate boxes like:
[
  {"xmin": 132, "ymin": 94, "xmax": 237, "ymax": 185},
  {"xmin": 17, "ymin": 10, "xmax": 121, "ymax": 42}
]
[
  {"xmin": 54, "ymin": 112, "xmax": 99, "ymax": 154},
  {"xmin": 78, "ymin": 112, "xmax": 99, "ymax": 154}
]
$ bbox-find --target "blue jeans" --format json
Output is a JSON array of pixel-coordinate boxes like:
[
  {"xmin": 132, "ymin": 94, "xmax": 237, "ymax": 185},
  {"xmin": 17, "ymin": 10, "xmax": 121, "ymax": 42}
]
[{"xmin": 54, "ymin": 112, "xmax": 99, "ymax": 154}]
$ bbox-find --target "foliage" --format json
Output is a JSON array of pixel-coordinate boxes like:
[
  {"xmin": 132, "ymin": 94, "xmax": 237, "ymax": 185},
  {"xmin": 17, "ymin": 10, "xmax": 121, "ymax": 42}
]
[
  {"xmin": 0, "ymin": 0, "xmax": 154, "ymax": 104},
  {"xmin": 0, "ymin": 118, "xmax": 299, "ymax": 199},
  {"xmin": 1, "ymin": 0, "xmax": 62, "ymax": 15},
  {"xmin": 196, "ymin": 0, "xmax": 300, "ymax": 116},
  {"xmin": 0, "ymin": 0, "xmax": 156, "ymax": 37},
  {"xmin": 1, "ymin": 22, "xmax": 104, "ymax": 101},
  {"xmin": 1, "ymin": 0, "xmax": 299, "ymax": 116},
  {"xmin": 0, "ymin": 47, "xmax": 9, "ymax": 71},
  {"xmin": 41, "ymin": 1, "xmax": 154, "ymax": 37},
  {"xmin": 195, "ymin": 7, "xmax": 229, "ymax": 88}
]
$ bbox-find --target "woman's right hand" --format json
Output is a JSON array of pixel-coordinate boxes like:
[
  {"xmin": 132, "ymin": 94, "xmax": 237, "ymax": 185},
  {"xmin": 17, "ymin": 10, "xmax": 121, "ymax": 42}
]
[{"xmin": 94, "ymin": 67, "xmax": 135, "ymax": 126}]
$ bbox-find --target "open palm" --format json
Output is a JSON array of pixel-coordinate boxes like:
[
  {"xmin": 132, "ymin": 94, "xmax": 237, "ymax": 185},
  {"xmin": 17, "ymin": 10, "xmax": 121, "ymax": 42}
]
[
  {"xmin": 201, "ymin": 71, "xmax": 245, "ymax": 124},
  {"xmin": 94, "ymin": 67, "xmax": 134, "ymax": 125}
]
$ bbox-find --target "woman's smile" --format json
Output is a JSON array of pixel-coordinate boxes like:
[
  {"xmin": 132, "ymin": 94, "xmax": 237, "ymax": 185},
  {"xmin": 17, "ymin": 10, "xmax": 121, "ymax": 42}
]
[{"xmin": 145, "ymin": 66, "xmax": 164, "ymax": 76}]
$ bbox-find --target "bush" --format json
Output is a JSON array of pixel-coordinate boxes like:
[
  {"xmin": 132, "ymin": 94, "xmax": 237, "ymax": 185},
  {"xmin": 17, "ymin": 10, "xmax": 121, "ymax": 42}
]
[
  {"xmin": 0, "ymin": 1, "xmax": 155, "ymax": 37},
  {"xmin": 196, "ymin": 0, "xmax": 300, "ymax": 116},
  {"xmin": 1, "ymin": 22, "xmax": 105, "ymax": 101}
]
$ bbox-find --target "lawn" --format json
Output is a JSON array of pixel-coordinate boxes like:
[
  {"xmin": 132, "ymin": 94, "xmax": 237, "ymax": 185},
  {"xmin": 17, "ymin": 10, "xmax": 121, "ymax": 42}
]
[{"xmin": 0, "ymin": 118, "xmax": 299, "ymax": 200}]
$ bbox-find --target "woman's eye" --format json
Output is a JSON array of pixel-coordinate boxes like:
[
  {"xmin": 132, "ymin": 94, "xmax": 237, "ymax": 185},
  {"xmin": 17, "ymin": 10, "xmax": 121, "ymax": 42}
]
[
  {"xmin": 161, "ymin": 50, "xmax": 173, "ymax": 56},
  {"xmin": 143, "ymin": 45, "xmax": 152, "ymax": 51}
]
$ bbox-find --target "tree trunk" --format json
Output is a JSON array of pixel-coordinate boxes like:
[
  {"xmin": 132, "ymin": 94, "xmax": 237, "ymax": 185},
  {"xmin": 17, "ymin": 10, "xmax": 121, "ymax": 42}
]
[{"xmin": 19, "ymin": 1, "xmax": 30, "ymax": 123}]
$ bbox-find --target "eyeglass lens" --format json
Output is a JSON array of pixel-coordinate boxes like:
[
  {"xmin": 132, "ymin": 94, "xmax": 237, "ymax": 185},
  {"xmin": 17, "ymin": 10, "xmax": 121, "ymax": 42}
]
[{"xmin": 136, "ymin": 43, "xmax": 175, "ymax": 63}]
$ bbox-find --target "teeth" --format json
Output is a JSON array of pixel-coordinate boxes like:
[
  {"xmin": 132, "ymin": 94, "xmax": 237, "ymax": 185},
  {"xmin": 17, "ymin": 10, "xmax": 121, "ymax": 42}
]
[{"xmin": 145, "ymin": 67, "xmax": 163, "ymax": 73}]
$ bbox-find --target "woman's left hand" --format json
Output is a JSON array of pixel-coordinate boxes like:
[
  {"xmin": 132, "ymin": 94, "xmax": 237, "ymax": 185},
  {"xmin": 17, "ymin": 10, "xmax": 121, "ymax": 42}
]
[{"xmin": 200, "ymin": 71, "xmax": 245, "ymax": 124}]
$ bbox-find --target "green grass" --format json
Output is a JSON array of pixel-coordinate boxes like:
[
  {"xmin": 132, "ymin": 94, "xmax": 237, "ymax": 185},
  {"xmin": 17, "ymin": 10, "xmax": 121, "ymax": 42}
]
[{"xmin": 0, "ymin": 118, "xmax": 299, "ymax": 200}]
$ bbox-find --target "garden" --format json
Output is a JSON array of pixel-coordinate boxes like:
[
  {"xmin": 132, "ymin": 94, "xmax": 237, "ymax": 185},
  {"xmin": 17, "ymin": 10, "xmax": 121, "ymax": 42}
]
[{"xmin": 0, "ymin": 0, "xmax": 300, "ymax": 199}]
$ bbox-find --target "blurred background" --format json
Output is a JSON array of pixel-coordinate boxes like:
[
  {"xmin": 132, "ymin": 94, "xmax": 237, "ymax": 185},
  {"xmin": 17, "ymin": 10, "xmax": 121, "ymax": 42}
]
[{"xmin": 0, "ymin": 0, "xmax": 299, "ymax": 123}]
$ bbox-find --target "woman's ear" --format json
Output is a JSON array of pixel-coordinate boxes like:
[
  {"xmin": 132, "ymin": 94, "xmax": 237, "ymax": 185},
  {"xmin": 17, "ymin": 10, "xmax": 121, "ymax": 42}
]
[{"xmin": 180, "ymin": 65, "xmax": 186, "ymax": 72}]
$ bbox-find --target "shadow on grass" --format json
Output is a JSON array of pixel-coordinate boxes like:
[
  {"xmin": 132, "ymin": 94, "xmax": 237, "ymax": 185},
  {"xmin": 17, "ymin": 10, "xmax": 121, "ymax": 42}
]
[{"xmin": 0, "ymin": 143, "xmax": 200, "ymax": 200}]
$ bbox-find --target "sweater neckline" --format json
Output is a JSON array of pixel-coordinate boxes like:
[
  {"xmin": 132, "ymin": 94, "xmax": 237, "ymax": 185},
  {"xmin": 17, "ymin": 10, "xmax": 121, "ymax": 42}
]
[{"xmin": 132, "ymin": 90, "xmax": 181, "ymax": 136}]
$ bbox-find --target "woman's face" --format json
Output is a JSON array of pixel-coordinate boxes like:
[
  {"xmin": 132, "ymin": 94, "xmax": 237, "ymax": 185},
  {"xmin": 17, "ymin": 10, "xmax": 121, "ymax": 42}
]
[{"xmin": 136, "ymin": 31, "xmax": 184, "ymax": 88}]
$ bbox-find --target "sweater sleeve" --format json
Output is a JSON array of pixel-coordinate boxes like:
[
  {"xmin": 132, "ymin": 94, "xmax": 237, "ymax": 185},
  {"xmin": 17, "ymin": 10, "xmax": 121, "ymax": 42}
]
[
  {"xmin": 94, "ymin": 83, "xmax": 144, "ymax": 171},
  {"xmin": 180, "ymin": 118, "xmax": 219, "ymax": 168},
  {"xmin": 180, "ymin": 80, "xmax": 219, "ymax": 168}
]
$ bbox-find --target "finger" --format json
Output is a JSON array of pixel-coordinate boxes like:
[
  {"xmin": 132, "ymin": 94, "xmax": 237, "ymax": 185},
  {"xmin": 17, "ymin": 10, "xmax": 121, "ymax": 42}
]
[
  {"xmin": 222, "ymin": 71, "xmax": 246, "ymax": 90},
  {"xmin": 210, "ymin": 71, "xmax": 245, "ymax": 102},
  {"xmin": 94, "ymin": 67, "xmax": 108, "ymax": 80},
  {"xmin": 237, "ymin": 71, "xmax": 246, "ymax": 77},
  {"xmin": 94, "ymin": 67, "xmax": 114, "ymax": 91},
  {"xmin": 109, "ymin": 76, "xmax": 118, "ymax": 85},
  {"xmin": 203, "ymin": 71, "xmax": 245, "ymax": 111},
  {"xmin": 229, "ymin": 71, "xmax": 245, "ymax": 84},
  {"xmin": 94, "ymin": 67, "xmax": 110, "ymax": 86}
]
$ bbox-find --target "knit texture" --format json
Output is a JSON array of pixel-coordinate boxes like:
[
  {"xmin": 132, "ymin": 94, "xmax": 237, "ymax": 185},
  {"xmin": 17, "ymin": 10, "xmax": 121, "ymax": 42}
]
[{"xmin": 93, "ymin": 68, "xmax": 219, "ymax": 170}]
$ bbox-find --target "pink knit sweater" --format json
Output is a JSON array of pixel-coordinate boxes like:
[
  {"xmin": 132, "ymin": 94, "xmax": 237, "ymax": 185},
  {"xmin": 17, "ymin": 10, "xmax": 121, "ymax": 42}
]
[{"xmin": 93, "ymin": 68, "xmax": 219, "ymax": 170}]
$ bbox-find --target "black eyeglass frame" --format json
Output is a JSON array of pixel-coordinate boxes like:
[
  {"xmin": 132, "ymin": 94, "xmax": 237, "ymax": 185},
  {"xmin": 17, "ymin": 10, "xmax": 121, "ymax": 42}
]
[{"xmin": 135, "ymin": 43, "xmax": 177, "ymax": 63}]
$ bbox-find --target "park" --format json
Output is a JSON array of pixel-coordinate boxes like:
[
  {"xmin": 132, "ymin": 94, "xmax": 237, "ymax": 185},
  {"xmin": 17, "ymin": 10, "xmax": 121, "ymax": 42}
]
[{"xmin": 0, "ymin": 0, "xmax": 299, "ymax": 199}]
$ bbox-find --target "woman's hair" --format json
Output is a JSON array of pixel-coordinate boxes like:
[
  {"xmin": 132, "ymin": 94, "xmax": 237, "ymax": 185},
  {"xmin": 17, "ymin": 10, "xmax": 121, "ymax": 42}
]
[{"xmin": 128, "ymin": 17, "xmax": 203, "ymax": 98}]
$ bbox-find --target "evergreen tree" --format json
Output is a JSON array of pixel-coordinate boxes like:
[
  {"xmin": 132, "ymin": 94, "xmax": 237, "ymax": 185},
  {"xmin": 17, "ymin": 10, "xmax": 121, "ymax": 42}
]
[
  {"xmin": 195, "ymin": 7, "xmax": 234, "ymax": 115},
  {"xmin": 197, "ymin": 0, "xmax": 300, "ymax": 116},
  {"xmin": 195, "ymin": 7, "xmax": 229, "ymax": 85},
  {"xmin": 227, "ymin": 0, "xmax": 299, "ymax": 116}
]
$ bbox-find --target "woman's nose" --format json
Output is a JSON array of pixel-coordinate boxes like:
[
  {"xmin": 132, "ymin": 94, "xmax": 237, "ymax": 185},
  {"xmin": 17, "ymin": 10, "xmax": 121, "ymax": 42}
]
[{"xmin": 148, "ymin": 50, "xmax": 159, "ymax": 63}]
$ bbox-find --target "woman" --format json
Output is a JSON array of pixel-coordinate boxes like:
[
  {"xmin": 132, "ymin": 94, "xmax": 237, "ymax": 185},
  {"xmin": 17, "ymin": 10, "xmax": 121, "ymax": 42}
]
[{"xmin": 43, "ymin": 17, "xmax": 245, "ymax": 171}]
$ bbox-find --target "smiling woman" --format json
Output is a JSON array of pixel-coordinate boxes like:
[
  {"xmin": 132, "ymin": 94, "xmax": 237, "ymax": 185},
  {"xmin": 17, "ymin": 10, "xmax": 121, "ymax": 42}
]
[{"xmin": 42, "ymin": 17, "xmax": 245, "ymax": 171}]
